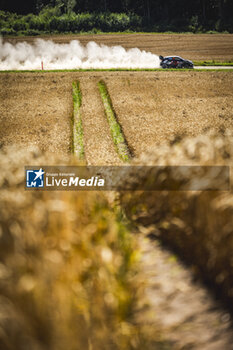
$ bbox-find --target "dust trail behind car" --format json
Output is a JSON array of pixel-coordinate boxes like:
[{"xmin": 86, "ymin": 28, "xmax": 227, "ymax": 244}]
[{"xmin": 0, "ymin": 37, "xmax": 160, "ymax": 70}]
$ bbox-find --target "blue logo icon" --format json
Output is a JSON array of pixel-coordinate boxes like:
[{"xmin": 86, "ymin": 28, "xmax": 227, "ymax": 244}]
[{"xmin": 26, "ymin": 168, "xmax": 45, "ymax": 188}]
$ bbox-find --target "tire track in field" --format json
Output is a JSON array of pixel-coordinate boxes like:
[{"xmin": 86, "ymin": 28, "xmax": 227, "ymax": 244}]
[
  {"xmin": 98, "ymin": 80, "xmax": 132, "ymax": 162},
  {"xmin": 80, "ymin": 77, "xmax": 122, "ymax": 165}
]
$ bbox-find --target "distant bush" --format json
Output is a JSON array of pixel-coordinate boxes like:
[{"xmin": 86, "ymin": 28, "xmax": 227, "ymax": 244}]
[
  {"xmin": 0, "ymin": 27, "xmax": 16, "ymax": 35},
  {"xmin": 0, "ymin": 9, "xmax": 142, "ymax": 35},
  {"xmin": 188, "ymin": 15, "xmax": 199, "ymax": 33},
  {"xmin": 39, "ymin": 5, "xmax": 62, "ymax": 19},
  {"xmin": 23, "ymin": 28, "xmax": 41, "ymax": 36},
  {"xmin": 12, "ymin": 18, "xmax": 29, "ymax": 31},
  {"xmin": 0, "ymin": 8, "xmax": 232, "ymax": 35}
]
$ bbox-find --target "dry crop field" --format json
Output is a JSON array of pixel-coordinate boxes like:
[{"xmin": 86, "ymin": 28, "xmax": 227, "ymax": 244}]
[
  {"xmin": 0, "ymin": 71, "xmax": 233, "ymax": 163},
  {"xmin": 6, "ymin": 33, "xmax": 233, "ymax": 62},
  {"xmin": 1, "ymin": 68, "xmax": 233, "ymax": 347}
]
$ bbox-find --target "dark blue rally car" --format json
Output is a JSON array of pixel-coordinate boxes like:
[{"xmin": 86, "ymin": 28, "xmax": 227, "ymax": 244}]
[{"xmin": 159, "ymin": 55, "xmax": 194, "ymax": 69}]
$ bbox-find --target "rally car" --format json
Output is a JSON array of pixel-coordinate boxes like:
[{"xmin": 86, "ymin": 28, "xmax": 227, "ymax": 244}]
[{"xmin": 159, "ymin": 55, "xmax": 194, "ymax": 69}]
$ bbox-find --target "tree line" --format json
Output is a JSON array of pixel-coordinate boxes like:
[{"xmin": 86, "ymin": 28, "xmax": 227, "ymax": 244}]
[{"xmin": 0, "ymin": 0, "xmax": 232, "ymax": 33}]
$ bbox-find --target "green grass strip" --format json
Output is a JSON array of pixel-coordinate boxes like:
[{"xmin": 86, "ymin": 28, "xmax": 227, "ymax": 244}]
[
  {"xmin": 194, "ymin": 60, "xmax": 233, "ymax": 66},
  {"xmin": 72, "ymin": 81, "xmax": 85, "ymax": 160},
  {"xmin": 98, "ymin": 80, "xmax": 131, "ymax": 162}
]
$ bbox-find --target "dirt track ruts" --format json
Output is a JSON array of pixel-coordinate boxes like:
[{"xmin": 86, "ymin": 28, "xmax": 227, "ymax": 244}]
[
  {"xmin": 80, "ymin": 76, "xmax": 121, "ymax": 165},
  {"xmin": 1, "ymin": 71, "xmax": 233, "ymax": 160}
]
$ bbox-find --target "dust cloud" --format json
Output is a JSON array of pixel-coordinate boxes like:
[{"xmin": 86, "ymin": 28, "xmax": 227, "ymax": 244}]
[{"xmin": 0, "ymin": 38, "xmax": 160, "ymax": 70}]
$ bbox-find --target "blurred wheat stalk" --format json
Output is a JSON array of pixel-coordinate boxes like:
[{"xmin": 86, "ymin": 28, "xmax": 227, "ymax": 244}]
[
  {"xmin": 0, "ymin": 147, "xmax": 166, "ymax": 350},
  {"xmin": 120, "ymin": 129, "xmax": 233, "ymax": 313},
  {"xmin": 2, "ymin": 129, "xmax": 231, "ymax": 350}
]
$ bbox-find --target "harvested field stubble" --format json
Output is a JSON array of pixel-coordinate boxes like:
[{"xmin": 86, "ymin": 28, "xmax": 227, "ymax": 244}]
[
  {"xmin": 106, "ymin": 72, "xmax": 233, "ymax": 157},
  {"xmin": 0, "ymin": 146, "xmax": 171, "ymax": 350},
  {"xmin": 0, "ymin": 73, "xmax": 72, "ymax": 153},
  {"xmin": 1, "ymin": 71, "xmax": 232, "ymax": 161},
  {"xmin": 120, "ymin": 130, "xmax": 233, "ymax": 313}
]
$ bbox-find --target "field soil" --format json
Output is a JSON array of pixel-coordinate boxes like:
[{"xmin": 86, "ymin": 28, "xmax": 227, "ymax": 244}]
[
  {"xmin": 0, "ymin": 72, "xmax": 123, "ymax": 162},
  {"xmin": 1, "ymin": 71, "xmax": 233, "ymax": 160},
  {"xmin": 106, "ymin": 71, "xmax": 233, "ymax": 157},
  {"xmin": 5, "ymin": 33, "xmax": 233, "ymax": 62},
  {"xmin": 0, "ymin": 73, "xmax": 72, "ymax": 154}
]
